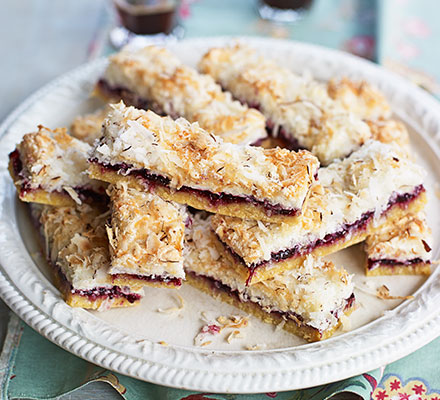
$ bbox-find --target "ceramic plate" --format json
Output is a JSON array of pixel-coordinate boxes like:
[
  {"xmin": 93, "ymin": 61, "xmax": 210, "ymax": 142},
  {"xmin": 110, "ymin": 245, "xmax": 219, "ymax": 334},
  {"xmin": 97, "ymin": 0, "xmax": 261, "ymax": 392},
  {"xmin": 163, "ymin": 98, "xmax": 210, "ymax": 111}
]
[{"xmin": 0, "ymin": 37, "xmax": 439, "ymax": 393}]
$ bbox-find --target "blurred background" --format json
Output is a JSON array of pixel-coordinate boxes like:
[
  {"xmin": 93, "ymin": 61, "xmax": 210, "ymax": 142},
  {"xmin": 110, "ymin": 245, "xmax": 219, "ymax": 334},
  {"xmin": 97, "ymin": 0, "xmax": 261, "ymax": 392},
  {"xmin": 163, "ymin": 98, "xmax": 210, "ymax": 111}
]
[{"xmin": 1, "ymin": 0, "xmax": 439, "ymax": 124}]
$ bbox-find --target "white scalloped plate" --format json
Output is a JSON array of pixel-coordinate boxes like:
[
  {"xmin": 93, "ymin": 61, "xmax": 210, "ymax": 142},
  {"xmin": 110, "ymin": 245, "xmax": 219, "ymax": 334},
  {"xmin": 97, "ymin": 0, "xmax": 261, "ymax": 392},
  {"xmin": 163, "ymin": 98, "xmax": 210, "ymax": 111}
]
[{"xmin": 1, "ymin": 37, "xmax": 440, "ymax": 394}]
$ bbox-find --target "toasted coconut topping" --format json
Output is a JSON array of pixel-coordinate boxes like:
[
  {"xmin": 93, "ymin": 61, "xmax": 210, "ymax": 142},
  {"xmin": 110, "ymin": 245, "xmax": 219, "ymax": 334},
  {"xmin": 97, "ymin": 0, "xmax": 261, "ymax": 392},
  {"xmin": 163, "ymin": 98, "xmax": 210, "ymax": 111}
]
[
  {"xmin": 327, "ymin": 77, "xmax": 391, "ymax": 120},
  {"xmin": 14, "ymin": 125, "xmax": 104, "ymax": 194},
  {"xmin": 99, "ymin": 45, "xmax": 267, "ymax": 145},
  {"xmin": 39, "ymin": 204, "xmax": 142, "ymax": 295},
  {"xmin": 199, "ymin": 44, "xmax": 377, "ymax": 164},
  {"xmin": 185, "ymin": 215, "xmax": 354, "ymax": 332},
  {"xmin": 107, "ymin": 183, "xmax": 186, "ymax": 279},
  {"xmin": 70, "ymin": 107, "xmax": 110, "ymax": 144},
  {"xmin": 212, "ymin": 141, "xmax": 426, "ymax": 266},
  {"xmin": 92, "ymin": 103, "xmax": 319, "ymax": 210},
  {"xmin": 365, "ymin": 211, "xmax": 432, "ymax": 263},
  {"xmin": 366, "ymin": 119, "xmax": 410, "ymax": 154}
]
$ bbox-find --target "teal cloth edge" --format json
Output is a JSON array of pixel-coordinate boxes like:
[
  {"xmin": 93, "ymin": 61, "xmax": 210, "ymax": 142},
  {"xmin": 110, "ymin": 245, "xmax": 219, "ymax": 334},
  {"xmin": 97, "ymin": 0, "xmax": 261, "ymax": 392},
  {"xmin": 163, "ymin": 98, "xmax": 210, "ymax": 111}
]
[{"xmin": 0, "ymin": 313, "xmax": 382, "ymax": 400}]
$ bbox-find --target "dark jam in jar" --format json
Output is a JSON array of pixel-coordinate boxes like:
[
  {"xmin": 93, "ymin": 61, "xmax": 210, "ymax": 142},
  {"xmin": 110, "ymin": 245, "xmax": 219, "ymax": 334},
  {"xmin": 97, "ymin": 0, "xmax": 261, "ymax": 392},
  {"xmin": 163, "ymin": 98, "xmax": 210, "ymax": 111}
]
[
  {"xmin": 262, "ymin": 0, "xmax": 313, "ymax": 10},
  {"xmin": 114, "ymin": 0, "xmax": 178, "ymax": 35}
]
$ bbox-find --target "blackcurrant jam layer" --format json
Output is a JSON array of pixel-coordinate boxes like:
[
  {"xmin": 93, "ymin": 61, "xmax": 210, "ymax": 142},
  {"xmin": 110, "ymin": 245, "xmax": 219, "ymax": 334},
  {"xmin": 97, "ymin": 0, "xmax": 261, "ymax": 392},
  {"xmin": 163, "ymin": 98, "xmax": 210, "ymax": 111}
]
[
  {"xmin": 54, "ymin": 265, "xmax": 141, "ymax": 304},
  {"xmin": 90, "ymin": 159, "xmax": 301, "ymax": 217},
  {"xmin": 367, "ymin": 257, "xmax": 429, "ymax": 270},
  {"xmin": 74, "ymin": 286, "xmax": 141, "ymax": 303},
  {"xmin": 9, "ymin": 149, "xmax": 106, "ymax": 203},
  {"xmin": 111, "ymin": 273, "xmax": 182, "ymax": 287},
  {"xmin": 97, "ymin": 79, "xmax": 170, "ymax": 118},
  {"xmin": 266, "ymin": 119, "xmax": 304, "ymax": 151},
  {"xmin": 220, "ymin": 185, "xmax": 425, "ymax": 273},
  {"xmin": 187, "ymin": 270, "xmax": 355, "ymax": 336}
]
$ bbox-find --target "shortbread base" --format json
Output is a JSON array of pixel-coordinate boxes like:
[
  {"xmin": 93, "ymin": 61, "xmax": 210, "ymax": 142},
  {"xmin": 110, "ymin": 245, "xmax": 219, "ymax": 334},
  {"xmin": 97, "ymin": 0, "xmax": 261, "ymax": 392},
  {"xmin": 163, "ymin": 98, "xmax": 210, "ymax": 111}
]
[
  {"xmin": 185, "ymin": 272, "xmax": 354, "ymax": 342},
  {"xmin": 89, "ymin": 163, "xmax": 301, "ymax": 224},
  {"xmin": 219, "ymin": 191, "xmax": 427, "ymax": 284},
  {"xmin": 111, "ymin": 274, "xmax": 182, "ymax": 290}
]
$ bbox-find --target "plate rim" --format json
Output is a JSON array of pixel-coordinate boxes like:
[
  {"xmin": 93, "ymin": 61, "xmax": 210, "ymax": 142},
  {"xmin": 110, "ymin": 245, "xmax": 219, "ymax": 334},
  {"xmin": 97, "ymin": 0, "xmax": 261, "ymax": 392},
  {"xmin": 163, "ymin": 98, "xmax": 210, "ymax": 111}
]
[{"xmin": 0, "ymin": 36, "xmax": 440, "ymax": 393}]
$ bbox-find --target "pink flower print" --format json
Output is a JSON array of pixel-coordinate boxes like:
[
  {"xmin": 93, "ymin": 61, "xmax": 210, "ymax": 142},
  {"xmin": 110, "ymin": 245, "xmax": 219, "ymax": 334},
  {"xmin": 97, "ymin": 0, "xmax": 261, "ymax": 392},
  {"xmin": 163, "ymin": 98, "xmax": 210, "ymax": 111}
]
[
  {"xmin": 390, "ymin": 379, "xmax": 401, "ymax": 391},
  {"xmin": 404, "ymin": 18, "xmax": 431, "ymax": 38},
  {"xmin": 179, "ymin": 0, "xmax": 198, "ymax": 19},
  {"xmin": 396, "ymin": 41, "xmax": 420, "ymax": 60},
  {"xmin": 412, "ymin": 384, "xmax": 425, "ymax": 395},
  {"xmin": 398, "ymin": 393, "xmax": 410, "ymax": 400},
  {"xmin": 376, "ymin": 390, "xmax": 389, "ymax": 400}
]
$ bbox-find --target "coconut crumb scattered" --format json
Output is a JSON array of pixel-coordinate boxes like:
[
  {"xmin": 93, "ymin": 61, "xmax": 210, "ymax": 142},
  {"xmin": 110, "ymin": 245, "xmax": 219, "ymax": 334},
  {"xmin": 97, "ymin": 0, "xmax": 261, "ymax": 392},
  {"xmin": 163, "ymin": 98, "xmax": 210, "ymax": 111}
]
[
  {"xmin": 226, "ymin": 330, "xmax": 244, "ymax": 343},
  {"xmin": 156, "ymin": 294, "xmax": 185, "ymax": 315},
  {"xmin": 246, "ymin": 343, "xmax": 267, "ymax": 351},
  {"xmin": 195, "ymin": 312, "xmax": 249, "ymax": 346},
  {"xmin": 216, "ymin": 315, "xmax": 249, "ymax": 330},
  {"xmin": 200, "ymin": 341, "xmax": 212, "ymax": 347},
  {"xmin": 376, "ymin": 285, "xmax": 414, "ymax": 300}
]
